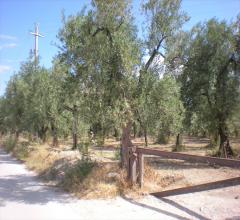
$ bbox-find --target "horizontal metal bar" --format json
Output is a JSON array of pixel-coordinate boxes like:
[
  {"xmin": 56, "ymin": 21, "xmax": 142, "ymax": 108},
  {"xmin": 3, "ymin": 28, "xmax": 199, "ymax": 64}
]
[
  {"xmin": 151, "ymin": 177, "xmax": 240, "ymax": 197},
  {"xmin": 137, "ymin": 147, "xmax": 240, "ymax": 168}
]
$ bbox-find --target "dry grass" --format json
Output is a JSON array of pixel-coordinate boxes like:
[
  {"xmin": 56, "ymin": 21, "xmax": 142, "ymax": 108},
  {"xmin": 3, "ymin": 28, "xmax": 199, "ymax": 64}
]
[
  {"xmin": 74, "ymin": 163, "xmax": 121, "ymax": 199},
  {"xmin": 1, "ymin": 135, "xmax": 239, "ymax": 200},
  {"xmin": 24, "ymin": 146, "xmax": 59, "ymax": 173},
  {"xmin": 1, "ymin": 136, "xmax": 60, "ymax": 174}
]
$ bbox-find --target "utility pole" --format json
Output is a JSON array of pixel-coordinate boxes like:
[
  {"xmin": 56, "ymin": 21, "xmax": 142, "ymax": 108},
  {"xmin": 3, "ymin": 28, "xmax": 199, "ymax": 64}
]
[{"xmin": 30, "ymin": 23, "xmax": 44, "ymax": 64}]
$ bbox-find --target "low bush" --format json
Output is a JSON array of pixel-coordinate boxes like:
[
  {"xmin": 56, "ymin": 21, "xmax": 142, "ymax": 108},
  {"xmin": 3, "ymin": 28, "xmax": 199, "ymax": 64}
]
[
  {"xmin": 14, "ymin": 141, "xmax": 31, "ymax": 160},
  {"xmin": 4, "ymin": 136, "xmax": 17, "ymax": 152},
  {"xmin": 62, "ymin": 159, "xmax": 96, "ymax": 190}
]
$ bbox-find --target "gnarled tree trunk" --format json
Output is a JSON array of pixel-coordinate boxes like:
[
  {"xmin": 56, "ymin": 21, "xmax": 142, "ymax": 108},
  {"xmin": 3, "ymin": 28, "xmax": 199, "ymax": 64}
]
[{"xmin": 218, "ymin": 125, "xmax": 233, "ymax": 158}]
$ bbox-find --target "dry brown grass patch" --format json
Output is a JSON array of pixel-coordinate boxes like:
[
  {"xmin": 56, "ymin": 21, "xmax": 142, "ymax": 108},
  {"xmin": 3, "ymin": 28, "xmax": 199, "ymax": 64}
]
[{"xmin": 142, "ymin": 161, "xmax": 185, "ymax": 193}]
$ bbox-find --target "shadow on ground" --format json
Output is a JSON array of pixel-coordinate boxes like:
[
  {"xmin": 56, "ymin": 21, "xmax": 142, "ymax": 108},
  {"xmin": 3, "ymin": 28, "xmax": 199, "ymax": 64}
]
[
  {"xmin": 0, "ymin": 148, "xmax": 74, "ymax": 207},
  {"xmin": 122, "ymin": 195, "xmax": 211, "ymax": 220}
]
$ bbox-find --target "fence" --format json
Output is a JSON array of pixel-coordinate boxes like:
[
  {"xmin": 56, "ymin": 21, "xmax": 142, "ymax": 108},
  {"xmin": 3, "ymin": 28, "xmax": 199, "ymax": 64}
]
[{"xmin": 127, "ymin": 146, "xmax": 240, "ymax": 191}]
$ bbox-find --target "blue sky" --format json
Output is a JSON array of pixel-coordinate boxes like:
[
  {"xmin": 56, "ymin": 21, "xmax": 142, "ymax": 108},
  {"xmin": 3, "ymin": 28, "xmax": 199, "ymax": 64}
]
[{"xmin": 0, "ymin": 0, "xmax": 239, "ymax": 96}]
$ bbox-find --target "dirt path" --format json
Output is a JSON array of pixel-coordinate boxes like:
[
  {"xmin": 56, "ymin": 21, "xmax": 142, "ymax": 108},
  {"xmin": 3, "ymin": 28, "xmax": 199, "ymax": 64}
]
[{"xmin": 0, "ymin": 148, "xmax": 239, "ymax": 220}]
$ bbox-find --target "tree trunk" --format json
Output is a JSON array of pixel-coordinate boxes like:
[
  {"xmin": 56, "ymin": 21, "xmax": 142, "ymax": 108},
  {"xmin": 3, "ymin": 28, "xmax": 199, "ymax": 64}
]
[
  {"xmin": 218, "ymin": 126, "xmax": 233, "ymax": 158},
  {"xmin": 51, "ymin": 123, "xmax": 58, "ymax": 147},
  {"xmin": 234, "ymin": 129, "xmax": 239, "ymax": 138},
  {"xmin": 15, "ymin": 130, "xmax": 20, "ymax": 141},
  {"xmin": 176, "ymin": 133, "xmax": 180, "ymax": 148},
  {"xmin": 209, "ymin": 131, "xmax": 219, "ymax": 148},
  {"xmin": 72, "ymin": 106, "xmax": 78, "ymax": 150},
  {"xmin": 133, "ymin": 122, "xmax": 137, "ymax": 139},
  {"xmin": 175, "ymin": 133, "xmax": 183, "ymax": 151},
  {"xmin": 121, "ymin": 121, "xmax": 133, "ymax": 168},
  {"xmin": 144, "ymin": 127, "xmax": 148, "ymax": 147},
  {"xmin": 137, "ymin": 129, "xmax": 143, "ymax": 138},
  {"xmin": 215, "ymin": 57, "xmax": 235, "ymax": 158},
  {"xmin": 38, "ymin": 126, "xmax": 48, "ymax": 143}
]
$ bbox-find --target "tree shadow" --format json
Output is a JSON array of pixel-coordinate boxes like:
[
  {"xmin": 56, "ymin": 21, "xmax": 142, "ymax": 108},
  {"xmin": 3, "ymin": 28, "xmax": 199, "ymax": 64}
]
[
  {"xmin": 159, "ymin": 197, "xmax": 211, "ymax": 220},
  {"xmin": 0, "ymin": 153, "xmax": 23, "ymax": 165},
  {"xmin": 0, "ymin": 174, "xmax": 74, "ymax": 207},
  {"xmin": 151, "ymin": 177, "xmax": 240, "ymax": 197},
  {"xmin": 122, "ymin": 196, "xmax": 190, "ymax": 220},
  {"xmin": 0, "ymin": 148, "xmax": 75, "ymax": 207}
]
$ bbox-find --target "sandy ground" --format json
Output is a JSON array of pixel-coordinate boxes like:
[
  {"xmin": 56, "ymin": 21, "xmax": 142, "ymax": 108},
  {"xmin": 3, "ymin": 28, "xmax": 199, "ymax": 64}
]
[
  {"xmin": 143, "ymin": 157, "xmax": 240, "ymax": 192},
  {"xmin": 0, "ymin": 148, "xmax": 240, "ymax": 220}
]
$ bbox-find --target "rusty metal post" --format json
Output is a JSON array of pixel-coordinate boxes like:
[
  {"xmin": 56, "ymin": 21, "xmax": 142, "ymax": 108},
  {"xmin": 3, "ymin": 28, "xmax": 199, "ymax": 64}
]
[{"xmin": 138, "ymin": 153, "xmax": 144, "ymax": 188}]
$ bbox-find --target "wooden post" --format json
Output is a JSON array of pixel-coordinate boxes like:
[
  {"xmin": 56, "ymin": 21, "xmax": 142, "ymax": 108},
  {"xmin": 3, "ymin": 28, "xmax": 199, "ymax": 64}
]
[
  {"xmin": 138, "ymin": 153, "xmax": 144, "ymax": 188},
  {"xmin": 128, "ymin": 146, "xmax": 137, "ymax": 185},
  {"xmin": 121, "ymin": 122, "xmax": 133, "ymax": 168}
]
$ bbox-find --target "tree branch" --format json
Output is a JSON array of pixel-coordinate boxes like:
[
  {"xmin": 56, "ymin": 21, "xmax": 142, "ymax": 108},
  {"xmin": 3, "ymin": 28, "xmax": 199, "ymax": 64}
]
[
  {"xmin": 92, "ymin": 27, "xmax": 113, "ymax": 45},
  {"xmin": 201, "ymin": 91, "xmax": 213, "ymax": 110},
  {"xmin": 92, "ymin": 27, "xmax": 105, "ymax": 37},
  {"xmin": 63, "ymin": 105, "xmax": 74, "ymax": 112},
  {"xmin": 144, "ymin": 35, "xmax": 167, "ymax": 71}
]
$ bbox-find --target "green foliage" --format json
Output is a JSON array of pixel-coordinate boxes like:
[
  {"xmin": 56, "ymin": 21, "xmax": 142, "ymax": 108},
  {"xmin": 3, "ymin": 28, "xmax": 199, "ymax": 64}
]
[
  {"xmin": 180, "ymin": 18, "xmax": 240, "ymax": 139},
  {"xmin": 62, "ymin": 159, "xmax": 95, "ymax": 188},
  {"xmin": 143, "ymin": 0, "xmax": 189, "ymax": 53},
  {"xmin": 138, "ymin": 75, "xmax": 184, "ymax": 142},
  {"xmin": 4, "ymin": 136, "xmax": 17, "ymax": 153}
]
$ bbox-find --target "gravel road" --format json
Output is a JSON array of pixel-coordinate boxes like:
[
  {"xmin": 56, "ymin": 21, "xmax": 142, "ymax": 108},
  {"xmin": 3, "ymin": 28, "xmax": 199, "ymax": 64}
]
[{"xmin": 0, "ymin": 147, "xmax": 239, "ymax": 220}]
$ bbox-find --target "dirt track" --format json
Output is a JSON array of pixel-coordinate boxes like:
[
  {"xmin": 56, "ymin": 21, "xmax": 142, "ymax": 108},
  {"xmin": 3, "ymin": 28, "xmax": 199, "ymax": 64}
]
[{"xmin": 0, "ymin": 147, "xmax": 239, "ymax": 220}]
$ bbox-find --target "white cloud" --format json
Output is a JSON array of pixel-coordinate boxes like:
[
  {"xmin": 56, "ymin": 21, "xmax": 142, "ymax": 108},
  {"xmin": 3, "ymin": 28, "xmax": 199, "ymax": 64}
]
[
  {"xmin": 1, "ymin": 59, "xmax": 19, "ymax": 63},
  {"xmin": 0, "ymin": 34, "xmax": 17, "ymax": 41},
  {"xmin": 0, "ymin": 43, "xmax": 17, "ymax": 50},
  {"xmin": 0, "ymin": 65, "xmax": 11, "ymax": 73}
]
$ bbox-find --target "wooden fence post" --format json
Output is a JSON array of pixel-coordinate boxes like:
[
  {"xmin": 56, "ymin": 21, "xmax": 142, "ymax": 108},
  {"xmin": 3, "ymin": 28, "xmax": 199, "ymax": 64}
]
[
  {"xmin": 138, "ymin": 153, "xmax": 144, "ymax": 188},
  {"xmin": 128, "ymin": 146, "xmax": 137, "ymax": 185}
]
